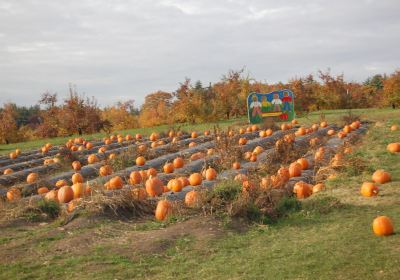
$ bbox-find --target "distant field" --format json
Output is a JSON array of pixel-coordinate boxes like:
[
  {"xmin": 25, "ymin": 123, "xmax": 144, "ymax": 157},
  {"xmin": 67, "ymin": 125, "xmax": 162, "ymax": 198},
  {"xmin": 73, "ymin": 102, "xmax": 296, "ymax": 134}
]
[{"xmin": 0, "ymin": 108, "xmax": 398, "ymax": 155}]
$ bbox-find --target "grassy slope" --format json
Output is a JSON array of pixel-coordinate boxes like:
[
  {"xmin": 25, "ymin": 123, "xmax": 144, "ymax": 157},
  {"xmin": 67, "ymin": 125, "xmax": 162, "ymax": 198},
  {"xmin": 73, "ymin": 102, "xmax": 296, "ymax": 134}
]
[
  {"xmin": 0, "ymin": 109, "xmax": 399, "ymax": 279},
  {"xmin": 0, "ymin": 108, "xmax": 398, "ymax": 155}
]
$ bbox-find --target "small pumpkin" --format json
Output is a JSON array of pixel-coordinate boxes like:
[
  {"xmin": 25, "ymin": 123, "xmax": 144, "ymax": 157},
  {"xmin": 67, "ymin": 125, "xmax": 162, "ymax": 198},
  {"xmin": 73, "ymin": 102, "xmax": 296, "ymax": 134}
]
[
  {"xmin": 390, "ymin": 124, "xmax": 398, "ymax": 131},
  {"xmin": 296, "ymin": 158, "xmax": 309, "ymax": 170},
  {"xmin": 188, "ymin": 141, "xmax": 197, "ymax": 148},
  {"xmin": 320, "ymin": 121, "xmax": 328, "ymax": 128},
  {"xmin": 238, "ymin": 138, "xmax": 247, "ymax": 145},
  {"xmin": 87, "ymin": 154, "xmax": 99, "ymax": 164},
  {"xmin": 372, "ymin": 216, "xmax": 394, "ymax": 236},
  {"xmin": 147, "ymin": 167, "xmax": 158, "ymax": 177},
  {"xmin": 45, "ymin": 190, "xmax": 59, "ymax": 202},
  {"xmin": 178, "ymin": 177, "xmax": 190, "ymax": 187},
  {"xmin": 55, "ymin": 179, "xmax": 68, "ymax": 188},
  {"xmin": 191, "ymin": 131, "xmax": 198, "ymax": 138},
  {"xmin": 9, "ymin": 152, "xmax": 17, "ymax": 159},
  {"xmin": 265, "ymin": 129, "xmax": 273, "ymax": 136}
]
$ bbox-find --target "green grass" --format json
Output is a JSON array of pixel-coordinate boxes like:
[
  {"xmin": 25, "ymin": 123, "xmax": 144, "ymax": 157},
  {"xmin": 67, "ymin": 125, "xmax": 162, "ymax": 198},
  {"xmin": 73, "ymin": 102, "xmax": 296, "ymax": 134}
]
[{"xmin": 0, "ymin": 109, "xmax": 400, "ymax": 279}]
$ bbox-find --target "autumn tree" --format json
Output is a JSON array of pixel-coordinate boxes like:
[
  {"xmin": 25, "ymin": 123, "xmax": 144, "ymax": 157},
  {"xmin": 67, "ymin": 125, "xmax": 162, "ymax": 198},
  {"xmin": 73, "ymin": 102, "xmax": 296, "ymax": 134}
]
[
  {"xmin": 0, "ymin": 103, "xmax": 20, "ymax": 144},
  {"xmin": 383, "ymin": 70, "xmax": 400, "ymax": 108},
  {"xmin": 139, "ymin": 91, "xmax": 172, "ymax": 127},
  {"xmin": 102, "ymin": 100, "xmax": 138, "ymax": 131}
]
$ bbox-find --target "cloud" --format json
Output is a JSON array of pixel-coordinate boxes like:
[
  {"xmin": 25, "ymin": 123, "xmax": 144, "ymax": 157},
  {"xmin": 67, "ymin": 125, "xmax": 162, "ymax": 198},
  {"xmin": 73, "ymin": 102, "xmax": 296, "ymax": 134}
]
[{"xmin": 0, "ymin": 0, "xmax": 399, "ymax": 107}]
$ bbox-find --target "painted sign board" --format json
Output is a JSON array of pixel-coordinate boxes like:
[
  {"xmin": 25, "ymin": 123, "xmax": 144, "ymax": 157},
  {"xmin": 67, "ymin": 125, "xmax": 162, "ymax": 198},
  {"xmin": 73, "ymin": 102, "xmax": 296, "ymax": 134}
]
[{"xmin": 247, "ymin": 90, "xmax": 295, "ymax": 124}]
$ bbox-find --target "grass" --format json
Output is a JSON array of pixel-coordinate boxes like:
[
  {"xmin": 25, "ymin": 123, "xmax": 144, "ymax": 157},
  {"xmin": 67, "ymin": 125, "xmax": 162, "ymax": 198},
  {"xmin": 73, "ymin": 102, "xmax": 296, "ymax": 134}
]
[{"xmin": 0, "ymin": 109, "xmax": 400, "ymax": 279}]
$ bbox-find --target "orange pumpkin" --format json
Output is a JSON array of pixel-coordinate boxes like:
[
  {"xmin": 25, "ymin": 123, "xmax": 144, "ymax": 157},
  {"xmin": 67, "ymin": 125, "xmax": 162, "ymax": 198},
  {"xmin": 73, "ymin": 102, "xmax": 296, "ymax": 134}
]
[
  {"xmin": 86, "ymin": 142, "xmax": 94, "ymax": 149},
  {"xmin": 207, "ymin": 148, "xmax": 215, "ymax": 155},
  {"xmin": 296, "ymin": 158, "xmax": 309, "ymax": 170},
  {"xmin": 205, "ymin": 168, "xmax": 217, "ymax": 181},
  {"xmin": 372, "ymin": 170, "xmax": 391, "ymax": 184},
  {"xmin": 277, "ymin": 167, "xmax": 290, "ymax": 183},
  {"xmin": 15, "ymin": 148, "xmax": 21, "ymax": 156},
  {"xmin": 55, "ymin": 179, "xmax": 68, "ymax": 188},
  {"xmin": 37, "ymin": 187, "xmax": 49, "ymax": 195},
  {"xmin": 387, "ymin": 143, "xmax": 400, "ymax": 153},
  {"xmin": 327, "ymin": 129, "xmax": 336, "ymax": 136},
  {"xmin": 58, "ymin": 186, "xmax": 74, "ymax": 203},
  {"xmin": 259, "ymin": 130, "xmax": 267, "ymax": 138},
  {"xmin": 289, "ymin": 163, "xmax": 302, "ymax": 177},
  {"xmin": 390, "ymin": 124, "xmax": 398, "ymax": 131},
  {"xmin": 72, "ymin": 161, "xmax": 82, "ymax": 171},
  {"xmin": 108, "ymin": 176, "xmax": 124, "ymax": 190},
  {"xmin": 155, "ymin": 200, "xmax": 171, "ymax": 221},
  {"xmin": 312, "ymin": 183, "xmax": 324, "ymax": 193},
  {"xmin": 131, "ymin": 188, "xmax": 147, "ymax": 200},
  {"xmin": 3, "ymin": 168, "xmax": 13, "ymax": 175},
  {"xmin": 7, "ymin": 188, "xmax": 21, "ymax": 201},
  {"xmin": 139, "ymin": 170, "xmax": 148, "ymax": 181},
  {"xmin": 188, "ymin": 142, "xmax": 197, "ymax": 148},
  {"xmin": 135, "ymin": 133, "xmax": 142, "ymax": 140},
  {"xmin": 293, "ymin": 181, "xmax": 312, "ymax": 199},
  {"xmin": 27, "ymin": 173, "xmax": 39, "ymax": 184},
  {"xmin": 320, "ymin": 121, "xmax": 328, "ymax": 128},
  {"xmin": 265, "ymin": 129, "xmax": 273, "ymax": 136},
  {"xmin": 163, "ymin": 163, "xmax": 174, "ymax": 174},
  {"xmin": 238, "ymin": 138, "xmax": 247, "ymax": 145},
  {"xmin": 253, "ymin": 146, "xmax": 264, "ymax": 155},
  {"xmin": 191, "ymin": 131, "xmax": 198, "ymax": 138},
  {"xmin": 167, "ymin": 179, "xmax": 183, "ymax": 192},
  {"xmin": 372, "ymin": 216, "xmax": 394, "ymax": 236},
  {"xmin": 72, "ymin": 173, "xmax": 84, "ymax": 184},
  {"xmin": 147, "ymin": 167, "xmax": 158, "ymax": 177},
  {"xmin": 71, "ymin": 183, "xmax": 84, "ymax": 199},
  {"xmin": 343, "ymin": 125, "xmax": 352, "ymax": 134},
  {"xmin": 204, "ymin": 130, "xmax": 210, "ymax": 136},
  {"xmin": 185, "ymin": 190, "xmax": 201, "ymax": 208},
  {"xmin": 98, "ymin": 146, "xmax": 107, "ymax": 153},
  {"xmin": 189, "ymin": 173, "xmax": 202, "ymax": 186},
  {"xmin": 190, "ymin": 152, "xmax": 205, "ymax": 161},
  {"xmin": 125, "ymin": 134, "xmax": 133, "ymax": 141},
  {"xmin": 99, "ymin": 165, "xmax": 113, "ymax": 176},
  {"xmin": 249, "ymin": 154, "xmax": 257, "ymax": 162},
  {"xmin": 360, "ymin": 182, "xmax": 379, "ymax": 197},
  {"xmin": 45, "ymin": 190, "xmax": 59, "ymax": 202},
  {"xmin": 173, "ymin": 157, "xmax": 184, "ymax": 168},
  {"xmin": 178, "ymin": 177, "xmax": 190, "ymax": 187},
  {"xmin": 145, "ymin": 176, "xmax": 163, "ymax": 197},
  {"xmin": 136, "ymin": 156, "xmax": 146, "ymax": 166},
  {"xmin": 291, "ymin": 119, "xmax": 298, "ymax": 125},
  {"xmin": 87, "ymin": 154, "xmax": 99, "ymax": 164},
  {"xmin": 149, "ymin": 132, "xmax": 159, "ymax": 141},
  {"xmin": 129, "ymin": 171, "xmax": 142, "ymax": 185},
  {"xmin": 297, "ymin": 127, "xmax": 306, "ymax": 136},
  {"xmin": 232, "ymin": 162, "xmax": 241, "ymax": 170},
  {"xmin": 239, "ymin": 128, "xmax": 245, "ymax": 134}
]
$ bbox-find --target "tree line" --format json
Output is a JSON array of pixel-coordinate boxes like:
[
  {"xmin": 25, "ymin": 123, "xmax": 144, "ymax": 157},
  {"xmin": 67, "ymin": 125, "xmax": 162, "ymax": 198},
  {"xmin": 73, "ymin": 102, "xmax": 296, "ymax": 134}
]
[{"xmin": 1, "ymin": 68, "xmax": 399, "ymax": 144}]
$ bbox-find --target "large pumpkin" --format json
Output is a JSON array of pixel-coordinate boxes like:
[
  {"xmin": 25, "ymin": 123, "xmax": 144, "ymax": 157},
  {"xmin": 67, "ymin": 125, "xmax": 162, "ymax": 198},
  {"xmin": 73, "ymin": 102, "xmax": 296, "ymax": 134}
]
[
  {"xmin": 293, "ymin": 181, "xmax": 312, "ymax": 199},
  {"xmin": 155, "ymin": 200, "xmax": 172, "ymax": 221},
  {"xmin": 189, "ymin": 173, "xmax": 202, "ymax": 186},
  {"xmin": 372, "ymin": 216, "xmax": 394, "ymax": 236},
  {"xmin": 145, "ymin": 176, "xmax": 163, "ymax": 197},
  {"xmin": 360, "ymin": 182, "xmax": 379, "ymax": 197},
  {"xmin": 58, "ymin": 186, "xmax": 74, "ymax": 203},
  {"xmin": 372, "ymin": 170, "xmax": 391, "ymax": 184}
]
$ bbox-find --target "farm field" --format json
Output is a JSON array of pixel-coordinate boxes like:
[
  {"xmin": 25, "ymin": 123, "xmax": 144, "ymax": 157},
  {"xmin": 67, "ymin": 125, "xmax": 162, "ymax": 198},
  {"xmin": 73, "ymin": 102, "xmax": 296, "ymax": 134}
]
[{"xmin": 0, "ymin": 108, "xmax": 399, "ymax": 279}]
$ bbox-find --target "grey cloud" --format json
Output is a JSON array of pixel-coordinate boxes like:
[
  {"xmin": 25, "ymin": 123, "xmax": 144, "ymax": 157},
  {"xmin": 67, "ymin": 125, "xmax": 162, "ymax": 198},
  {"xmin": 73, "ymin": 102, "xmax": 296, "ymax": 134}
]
[{"xmin": 0, "ymin": 0, "xmax": 399, "ymax": 107}]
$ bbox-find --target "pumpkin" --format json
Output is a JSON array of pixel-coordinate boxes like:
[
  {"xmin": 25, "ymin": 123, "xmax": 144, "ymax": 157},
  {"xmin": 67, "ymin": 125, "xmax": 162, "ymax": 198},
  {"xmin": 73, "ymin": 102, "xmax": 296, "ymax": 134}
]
[
  {"xmin": 155, "ymin": 200, "xmax": 171, "ymax": 221},
  {"xmin": 167, "ymin": 179, "xmax": 183, "ymax": 192},
  {"xmin": 109, "ymin": 153, "xmax": 117, "ymax": 160},
  {"xmin": 204, "ymin": 130, "xmax": 211, "ymax": 136},
  {"xmin": 360, "ymin": 182, "xmax": 379, "ymax": 197},
  {"xmin": 99, "ymin": 165, "xmax": 113, "ymax": 176},
  {"xmin": 297, "ymin": 127, "xmax": 306, "ymax": 136},
  {"xmin": 296, "ymin": 158, "xmax": 309, "ymax": 170},
  {"xmin": 71, "ymin": 183, "xmax": 84, "ymax": 199},
  {"xmin": 55, "ymin": 179, "xmax": 68, "ymax": 188},
  {"xmin": 85, "ymin": 142, "xmax": 94, "ymax": 149},
  {"xmin": 251, "ymin": 124, "xmax": 259, "ymax": 132},
  {"xmin": 78, "ymin": 146, "xmax": 85, "ymax": 151},
  {"xmin": 58, "ymin": 186, "xmax": 74, "ymax": 203},
  {"xmin": 37, "ymin": 187, "xmax": 49, "ymax": 195},
  {"xmin": 67, "ymin": 199, "xmax": 81, "ymax": 213},
  {"xmin": 139, "ymin": 170, "xmax": 148, "ymax": 181},
  {"xmin": 372, "ymin": 216, "xmax": 394, "ymax": 236},
  {"xmin": 145, "ymin": 176, "xmax": 164, "ymax": 197},
  {"xmin": 173, "ymin": 157, "xmax": 184, "ymax": 168},
  {"xmin": 98, "ymin": 147, "xmax": 107, "ymax": 153},
  {"xmin": 234, "ymin": 173, "xmax": 248, "ymax": 182},
  {"xmin": 244, "ymin": 151, "xmax": 252, "ymax": 160},
  {"xmin": 291, "ymin": 119, "xmax": 298, "ymax": 125},
  {"xmin": 337, "ymin": 131, "xmax": 347, "ymax": 139},
  {"xmin": 277, "ymin": 167, "xmax": 290, "ymax": 183},
  {"xmin": 249, "ymin": 154, "xmax": 257, "ymax": 162},
  {"xmin": 343, "ymin": 125, "xmax": 352, "ymax": 134},
  {"xmin": 293, "ymin": 181, "xmax": 312, "ymax": 199},
  {"xmin": 207, "ymin": 148, "xmax": 215, "ymax": 155},
  {"xmin": 108, "ymin": 176, "xmax": 124, "ymax": 190},
  {"xmin": 390, "ymin": 124, "xmax": 398, "ymax": 131},
  {"xmin": 188, "ymin": 141, "xmax": 197, "ymax": 148},
  {"xmin": 117, "ymin": 137, "xmax": 124, "ymax": 143},
  {"xmin": 189, "ymin": 173, "xmax": 202, "ymax": 186},
  {"xmin": 3, "ymin": 168, "xmax": 13, "ymax": 175},
  {"xmin": 309, "ymin": 137, "xmax": 319, "ymax": 146},
  {"xmin": 129, "ymin": 171, "xmax": 142, "ymax": 185},
  {"xmin": 238, "ymin": 138, "xmax": 247, "ymax": 145},
  {"xmin": 178, "ymin": 177, "xmax": 190, "ymax": 187},
  {"xmin": 110, "ymin": 135, "xmax": 117, "ymax": 141},
  {"xmin": 327, "ymin": 129, "xmax": 336, "ymax": 136},
  {"xmin": 157, "ymin": 140, "xmax": 165, "ymax": 146},
  {"xmin": 191, "ymin": 131, "xmax": 198, "ymax": 138},
  {"xmin": 138, "ymin": 144, "xmax": 147, "ymax": 153},
  {"xmin": 45, "ymin": 190, "xmax": 59, "ymax": 202},
  {"xmin": 387, "ymin": 143, "xmax": 400, "ymax": 153},
  {"xmin": 253, "ymin": 146, "xmax": 264, "ymax": 155},
  {"xmin": 72, "ymin": 161, "xmax": 82, "ymax": 171},
  {"xmin": 72, "ymin": 173, "xmax": 84, "ymax": 184},
  {"xmin": 131, "ymin": 188, "xmax": 147, "ymax": 200},
  {"xmin": 246, "ymin": 126, "xmax": 252, "ymax": 133},
  {"xmin": 147, "ymin": 168, "xmax": 158, "ymax": 177},
  {"xmin": 149, "ymin": 132, "xmax": 159, "ymax": 141},
  {"xmin": 7, "ymin": 188, "xmax": 21, "ymax": 201},
  {"xmin": 190, "ymin": 152, "xmax": 205, "ymax": 161},
  {"xmin": 125, "ymin": 134, "xmax": 133, "ymax": 141},
  {"xmin": 87, "ymin": 154, "xmax": 99, "ymax": 164},
  {"xmin": 27, "ymin": 173, "xmax": 39, "ymax": 184},
  {"xmin": 239, "ymin": 128, "xmax": 245, "ymax": 134},
  {"xmin": 163, "ymin": 163, "xmax": 174, "ymax": 174},
  {"xmin": 259, "ymin": 130, "xmax": 267, "ymax": 138},
  {"xmin": 312, "ymin": 183, "xmax": 324, "ymax": 193},
  {"xmin": 289, "ymin": 163, "xmax": 302, "ymax": 177},
  {"xmin": 205, "ymin": 168, "xmax": 217, "ymax": 180},
  {"xmin": 136, "ymin": 156, "xmax": 146, "ymax": 166},
  {"xmin": 104, "ymin": 138, "xmax": 112, "ymax": 145},
  {"xmin": 311, "ymin": 124, "xmax": 319, "ymax": 131},
  {"xmin": 42, "ymin": 146, "xmax": 50, "ymax": 153},
  {"xmin": 185, "ymin": 190, "xmax": 201, "ymax": 208},
  {"xmin": 314, "ymin": 148, "xmax": 325, "ymax": 161},
  {"xmin": 9, "ymin": 152, "xmax": 17, "ymax": 159},
  {"xmin": 242, "ymin": 180, "xmax": 255, "ymax": 192},
  {"xmin": 43, "ymin": 158, "xmax": 55, "ymax": 165},
  {"xmin": 265, "ymin": 129, "xmax": 273, "ymax": 136},
  {"xmin": 320, "ymin": 121, "xmax": 328, "ymax": 128},
  {"xmin": 232, "ymin": 162, "xmax": 241, "ymax": 169},
  {"xmin": 281, "ymin": 123, "xmax": 289, "ymax": 131},
  {"xmin": 372, "ymin": 170, "xmax": 391, "ymax": 184}
]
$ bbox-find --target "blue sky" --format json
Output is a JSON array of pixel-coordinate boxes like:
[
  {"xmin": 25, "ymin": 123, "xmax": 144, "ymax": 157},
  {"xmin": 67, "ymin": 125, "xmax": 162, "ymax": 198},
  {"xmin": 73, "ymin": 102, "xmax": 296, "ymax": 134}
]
[{"xmin": 0, "ymin": 0, "xmax": 399, "ymax": 107}]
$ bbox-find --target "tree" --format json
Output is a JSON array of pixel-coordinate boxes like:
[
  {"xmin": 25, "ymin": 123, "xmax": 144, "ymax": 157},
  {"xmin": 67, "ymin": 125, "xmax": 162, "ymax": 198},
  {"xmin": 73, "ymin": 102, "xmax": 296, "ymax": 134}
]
[
  {"xmin": 383, "ymin": 70, "xmax": 400, "ymax": 108},
  {"xmin": 0, "ymin": 103, "xmax": 19, "ymax": 144},
  {"xmin": 139, "ymin": 91, "xmax": 172, "ymax": 126}
]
